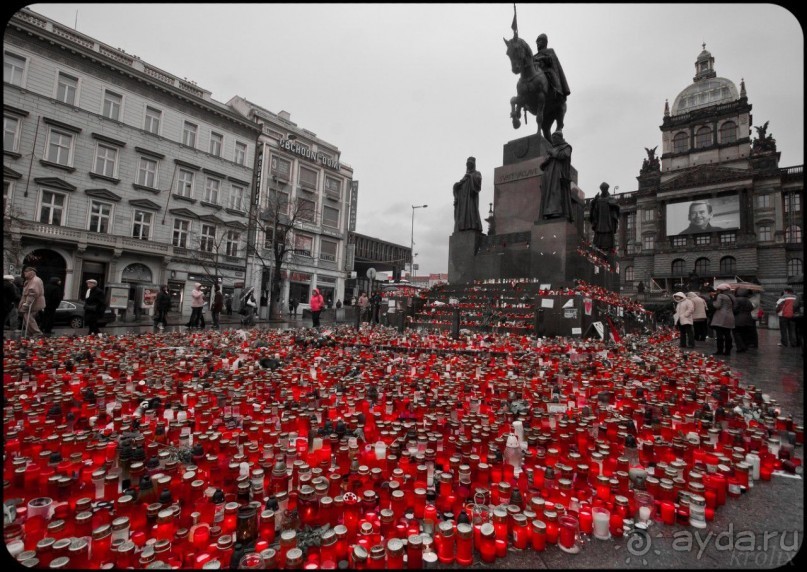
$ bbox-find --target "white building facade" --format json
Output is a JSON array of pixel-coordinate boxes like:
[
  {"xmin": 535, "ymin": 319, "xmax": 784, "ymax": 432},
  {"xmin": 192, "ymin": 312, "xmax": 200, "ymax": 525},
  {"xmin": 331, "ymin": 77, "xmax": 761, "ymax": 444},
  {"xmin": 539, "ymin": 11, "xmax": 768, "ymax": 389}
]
[{"xmin": 227, "ymin": 96, "xmax": 354, "ymax": 313}]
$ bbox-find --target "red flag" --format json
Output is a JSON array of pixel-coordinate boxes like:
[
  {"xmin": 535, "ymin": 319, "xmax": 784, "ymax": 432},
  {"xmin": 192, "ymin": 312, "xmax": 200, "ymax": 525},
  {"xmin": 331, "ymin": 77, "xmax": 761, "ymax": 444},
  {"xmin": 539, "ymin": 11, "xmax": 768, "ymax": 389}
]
[
  {"xmin": 511, "ymin": 4, "xmax": 518, "ymax": 34},
  {"xmin": 606, "ymin": 315, "xmax": 622, "ymax": 343}
]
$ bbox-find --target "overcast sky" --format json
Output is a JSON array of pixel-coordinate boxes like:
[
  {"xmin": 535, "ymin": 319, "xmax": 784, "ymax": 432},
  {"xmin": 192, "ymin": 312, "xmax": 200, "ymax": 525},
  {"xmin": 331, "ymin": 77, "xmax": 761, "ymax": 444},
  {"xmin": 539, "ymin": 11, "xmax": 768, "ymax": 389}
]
[{"xmin": 28, "ymin": 3, "xmax": 804, "ymax": 277}]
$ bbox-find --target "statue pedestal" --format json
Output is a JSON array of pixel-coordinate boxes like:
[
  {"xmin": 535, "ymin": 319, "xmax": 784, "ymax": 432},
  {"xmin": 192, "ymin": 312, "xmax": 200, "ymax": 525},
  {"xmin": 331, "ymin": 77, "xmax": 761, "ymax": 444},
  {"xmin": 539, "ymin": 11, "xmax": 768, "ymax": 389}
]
[
  {"xmin": 446, "ymin": 134, "xmax": 618, "ymax": 293},
  {"xmin": 530, "ymin": 218, "xmax": 587, "ymax": 286},
  {"xmin": 448, "ymin": 230, "xmax": 482, "ymax": 284}
]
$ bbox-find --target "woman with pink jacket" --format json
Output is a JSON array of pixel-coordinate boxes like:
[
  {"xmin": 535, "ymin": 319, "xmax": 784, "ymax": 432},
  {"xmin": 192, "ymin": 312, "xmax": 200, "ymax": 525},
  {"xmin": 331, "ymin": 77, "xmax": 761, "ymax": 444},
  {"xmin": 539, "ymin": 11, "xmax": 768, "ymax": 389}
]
[{"xmin": 309, "ymin": 288, "xmax": 325, "ymax": 327}]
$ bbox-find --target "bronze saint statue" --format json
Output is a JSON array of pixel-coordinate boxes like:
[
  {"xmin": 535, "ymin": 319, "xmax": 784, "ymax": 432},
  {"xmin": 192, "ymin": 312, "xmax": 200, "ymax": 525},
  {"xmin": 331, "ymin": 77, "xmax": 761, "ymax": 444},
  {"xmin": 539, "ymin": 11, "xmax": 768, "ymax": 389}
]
[
  {"xmin": 453, "ymin": 157, "xmax": 483, "ymax": 232},
  {"xmin": 539, "ymin": 132, "xmax": 573, "ymax": 221},
  {"xmin": 589, "ymin": 182, "xmax": 620, "ymax": 251}
]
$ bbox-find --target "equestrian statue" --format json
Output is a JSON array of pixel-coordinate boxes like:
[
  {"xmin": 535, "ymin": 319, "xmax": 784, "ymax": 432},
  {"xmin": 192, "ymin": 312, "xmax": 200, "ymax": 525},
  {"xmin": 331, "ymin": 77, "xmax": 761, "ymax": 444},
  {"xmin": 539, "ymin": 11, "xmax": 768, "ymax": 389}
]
[{"xmin": 503, "ymin": 22, "xmax": 567, "ymax": 140}]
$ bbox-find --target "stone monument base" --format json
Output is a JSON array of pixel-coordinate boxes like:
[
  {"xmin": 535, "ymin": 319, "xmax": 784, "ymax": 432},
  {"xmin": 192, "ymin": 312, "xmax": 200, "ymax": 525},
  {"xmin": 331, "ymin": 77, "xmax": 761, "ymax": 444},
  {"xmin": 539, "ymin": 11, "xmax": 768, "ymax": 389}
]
[
  {"xmin": 448, "ymin": 230, "xmax": 483, "ymax": 284},
  {"xmin": 446, "ymin": 133, "xmax": 620, "ymax": 293}
]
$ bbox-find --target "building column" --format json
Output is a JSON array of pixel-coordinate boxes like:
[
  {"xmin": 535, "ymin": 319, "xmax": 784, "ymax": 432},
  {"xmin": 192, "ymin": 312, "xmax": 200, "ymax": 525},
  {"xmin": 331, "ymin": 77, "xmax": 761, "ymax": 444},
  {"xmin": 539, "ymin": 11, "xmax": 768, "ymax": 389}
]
[{"xmin": 72, "ymin": 248, "xmax": 85, "ymax": 298}]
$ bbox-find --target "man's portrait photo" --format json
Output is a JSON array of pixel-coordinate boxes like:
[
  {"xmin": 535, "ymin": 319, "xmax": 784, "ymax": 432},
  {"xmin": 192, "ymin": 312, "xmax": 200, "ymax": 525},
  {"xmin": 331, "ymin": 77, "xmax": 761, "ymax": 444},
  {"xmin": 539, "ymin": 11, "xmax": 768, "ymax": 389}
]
[{"xmin": 666, "ymin": 195, "xmax": 740, "ymax": 236}]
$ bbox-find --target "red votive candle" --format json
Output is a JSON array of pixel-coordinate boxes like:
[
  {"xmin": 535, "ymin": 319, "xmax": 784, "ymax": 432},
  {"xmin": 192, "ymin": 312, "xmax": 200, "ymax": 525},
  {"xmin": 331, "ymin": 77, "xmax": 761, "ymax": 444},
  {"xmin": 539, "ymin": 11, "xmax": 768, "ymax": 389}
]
[
  {"xmin": 479, "ymin": 523, "xmax": 496, "ymax": 562},
  {"xmin": 455, "ymin": 523, "xmax": 473, "ymax": 566},
  {"xmin": 660, "ymin": 501, "xmax": 676, "ymax": 525}
]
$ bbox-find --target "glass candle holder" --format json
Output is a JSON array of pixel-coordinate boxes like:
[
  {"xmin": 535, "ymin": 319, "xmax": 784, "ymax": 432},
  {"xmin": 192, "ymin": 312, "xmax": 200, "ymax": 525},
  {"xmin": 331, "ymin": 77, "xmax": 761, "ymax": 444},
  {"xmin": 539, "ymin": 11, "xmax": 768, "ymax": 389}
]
[
  {"xmin": 455, "ymin": 523, "xmax": 473, "ymax": 566},
  {"xmin": 237, "ymin": 552, "xmax": 265, "ymax": 570},
  {"xmin": 592, "ymin": 507, "xmax": 610, "ymax": 540},
  {"xmin": 530, "ymin": 519, "xmax": 546, "ymax": 551},
  {"xmin": 406, "ymin": 534, "xmax": 423, "ymax": 569},
  {"xmin": 558, "ymin": 514, "xmax": 580, "ymax": 554},
  {"xmin": 633, "ymin": 491, "xmax": 655, "ymax": 524},
  {"xmin": 437, "ymin": 521, "xmax": 455, "ymax": 564},
  {"xmin": 478, "ymin": 523, "xmax": 496, "ymax": 563}
]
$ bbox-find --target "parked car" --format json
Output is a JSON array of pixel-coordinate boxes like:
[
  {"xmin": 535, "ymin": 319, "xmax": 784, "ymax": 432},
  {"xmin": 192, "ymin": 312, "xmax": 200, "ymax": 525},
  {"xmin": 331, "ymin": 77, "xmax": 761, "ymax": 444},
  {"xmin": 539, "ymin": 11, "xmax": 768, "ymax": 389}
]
[{"xmin": 54, "ymin": 300, "xmax": 117, "ymax": 329}]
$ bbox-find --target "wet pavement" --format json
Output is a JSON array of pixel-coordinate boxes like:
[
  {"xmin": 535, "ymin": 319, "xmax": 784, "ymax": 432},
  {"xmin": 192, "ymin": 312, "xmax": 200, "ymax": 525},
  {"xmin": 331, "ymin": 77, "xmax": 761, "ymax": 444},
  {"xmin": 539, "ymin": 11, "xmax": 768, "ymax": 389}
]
[{"xmin": 4, "ymin": 322, "xmax": 802, "ymax": 568}]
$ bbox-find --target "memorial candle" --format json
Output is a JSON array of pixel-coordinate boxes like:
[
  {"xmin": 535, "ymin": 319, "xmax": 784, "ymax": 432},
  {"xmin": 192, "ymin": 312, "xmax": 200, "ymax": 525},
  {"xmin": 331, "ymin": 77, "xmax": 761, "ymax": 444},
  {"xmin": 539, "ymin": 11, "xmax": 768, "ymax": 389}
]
[{"xmin": 592, "ymin": 507, "xmax": 610, "ymax": 540}]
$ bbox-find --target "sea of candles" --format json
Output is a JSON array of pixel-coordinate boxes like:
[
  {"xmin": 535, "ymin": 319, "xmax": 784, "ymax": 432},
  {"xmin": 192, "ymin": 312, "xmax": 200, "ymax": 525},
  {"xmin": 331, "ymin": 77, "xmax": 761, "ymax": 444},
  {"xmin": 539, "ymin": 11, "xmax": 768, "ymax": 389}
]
[{"xmin": 2, "ymin": 321, "xmax": 800, "ymax": 568}]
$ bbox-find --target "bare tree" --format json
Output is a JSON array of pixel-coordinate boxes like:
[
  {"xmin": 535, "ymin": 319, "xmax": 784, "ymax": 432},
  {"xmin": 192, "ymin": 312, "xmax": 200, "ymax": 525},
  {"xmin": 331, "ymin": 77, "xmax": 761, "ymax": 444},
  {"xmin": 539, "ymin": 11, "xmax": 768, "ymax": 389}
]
[
  {"xmin": 190, "ymin": 220, "xmax": 229, "ymax": 290},
  {"xmin": 245, "ymin": 189, "xmax": 317, "ymax": 319}
]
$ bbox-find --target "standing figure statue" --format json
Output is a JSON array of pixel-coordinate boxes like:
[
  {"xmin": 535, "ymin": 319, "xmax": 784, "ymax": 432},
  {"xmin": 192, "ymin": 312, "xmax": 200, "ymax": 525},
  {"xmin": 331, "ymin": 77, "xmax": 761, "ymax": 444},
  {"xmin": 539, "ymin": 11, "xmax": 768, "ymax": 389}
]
[
  {"xmin": 589, "ymin": 182, "xmax": 620, "ymax": 251},
  {"xmin": 533, "ymin": 34, "xmax": 570, "ymax": 101},
  {"xmin": 539, "ymin": 132, "xmax": 573, "ymax": 221},
  {"xmin": 453, "ymin": 156, "xmax": 483, "ymax": 232}
]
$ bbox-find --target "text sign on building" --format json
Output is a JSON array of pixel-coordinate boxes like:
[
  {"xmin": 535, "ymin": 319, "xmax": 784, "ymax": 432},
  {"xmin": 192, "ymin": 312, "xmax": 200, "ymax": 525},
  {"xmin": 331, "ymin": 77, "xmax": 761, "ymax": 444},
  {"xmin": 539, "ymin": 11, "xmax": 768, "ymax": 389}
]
[
  {"xmin": 254, "ymin": 144, "xmax": 264, "ymax": 208},
  {"xmin": 278, "ymin": 139, "xmax": 340, "ymax": 170},
  {"xmin": 349, "ymin": 180, "xmax": 359, "ymax": 232},
  {"xmin": 346, "ymin": 243, "xmax": 355, "ymax": 271}
]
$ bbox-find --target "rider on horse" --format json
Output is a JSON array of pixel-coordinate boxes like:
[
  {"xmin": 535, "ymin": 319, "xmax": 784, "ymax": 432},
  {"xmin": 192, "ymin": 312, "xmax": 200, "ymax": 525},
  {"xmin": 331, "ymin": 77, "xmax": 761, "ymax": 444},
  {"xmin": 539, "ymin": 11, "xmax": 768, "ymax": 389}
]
[{"xmin": 533, "ymin": 33, "xmax": 570, "ymax": 101}]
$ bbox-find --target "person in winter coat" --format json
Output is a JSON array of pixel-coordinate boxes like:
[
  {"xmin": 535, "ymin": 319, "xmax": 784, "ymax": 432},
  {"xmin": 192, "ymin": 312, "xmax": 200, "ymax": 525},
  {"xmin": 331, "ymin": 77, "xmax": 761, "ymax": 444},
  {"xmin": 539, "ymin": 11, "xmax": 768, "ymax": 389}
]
[
  {"xmin": 240, "ymin": 287, "xmax": 257, "ymax": 326},
  {"xmin": 19, "ymin": 266, "xmax": 46, "ymax": 336},
  {"xmin": 709, "ymin": 283, "xmax": 736, "ymax": 356},
  {"xmin": 687, "ymin": 291, "xmax": 708, "ymax": 342},
  {"xmin": 3, "ymin": 274, "xmax": 21, "ymax": 329},
  {"xmin": 699, "ymin": 286, "xmax": 716, "ymax": 339},
  {"xmin": 672, "ymin": 292, "xmax": 695, "ymax": 348},
  {"xmin": 187, "ymin": 283, "xmax": 206, "ymax": 329},
  {"xmin": 84, "ymin": 278, "xmax": 107, "ymax": 336},
  {"xmin": 42, "ymin": 276, "xmax": 64, "ymax": 334},
  {"xmin": 211, "ymin": 284, "xmax": 223, "ymax": 329},
  {"xmin": 358, "ymin": 292, "xmax": 370, "ymax": 322},
  {"xmin": 370, "ymin": 292, "xmax": 382, "ymax": 324},
  {"xmin": 776, "ymin": 288, "xmax": 800, "ymax": 347},
  {"xmin": 153, "ymin": 285, "xmax": 172, "ymax": 329},
  {"xmin": 732, "ymin": 288, "xmax": 755, "ymax": 353},
  {"xmin": 309, "ymin": 288, "xmax": 325, "ymax": 327}
]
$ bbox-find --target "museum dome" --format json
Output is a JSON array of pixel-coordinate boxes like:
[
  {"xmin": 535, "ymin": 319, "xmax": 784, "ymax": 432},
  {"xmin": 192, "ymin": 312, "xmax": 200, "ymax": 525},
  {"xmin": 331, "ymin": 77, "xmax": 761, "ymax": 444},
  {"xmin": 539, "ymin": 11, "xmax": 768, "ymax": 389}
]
[{"xmin": 671, "ymin": 44, "xmax": 739, "ymax": 115}]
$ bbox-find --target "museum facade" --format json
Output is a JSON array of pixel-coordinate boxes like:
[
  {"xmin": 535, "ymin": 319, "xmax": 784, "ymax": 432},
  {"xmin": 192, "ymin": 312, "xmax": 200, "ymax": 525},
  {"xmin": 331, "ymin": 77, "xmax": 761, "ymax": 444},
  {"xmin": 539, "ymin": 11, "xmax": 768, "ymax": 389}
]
[{"xmin": 590, "ymin": 46, "xmax": 804, "ymax": 311}]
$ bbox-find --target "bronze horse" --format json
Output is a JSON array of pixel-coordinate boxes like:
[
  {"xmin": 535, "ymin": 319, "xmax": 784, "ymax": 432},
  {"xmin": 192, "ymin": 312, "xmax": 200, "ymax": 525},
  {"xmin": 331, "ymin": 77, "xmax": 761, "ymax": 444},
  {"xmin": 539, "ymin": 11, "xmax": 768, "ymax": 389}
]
[{"xmin": 504, "ymin": 34, "xmax": 566, "ymax": 140}]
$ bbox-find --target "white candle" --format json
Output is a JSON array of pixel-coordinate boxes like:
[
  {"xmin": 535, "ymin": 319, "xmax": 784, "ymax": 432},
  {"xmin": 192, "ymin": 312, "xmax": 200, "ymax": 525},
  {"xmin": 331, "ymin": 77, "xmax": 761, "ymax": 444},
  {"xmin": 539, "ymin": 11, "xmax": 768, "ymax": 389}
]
[
  {"xmin": 639, "ymin": 506, "xmax": 651, "ymax": 522},
  {"xmin": 593, "ymin": 509, "xmax": 611, "ymax": 539}
]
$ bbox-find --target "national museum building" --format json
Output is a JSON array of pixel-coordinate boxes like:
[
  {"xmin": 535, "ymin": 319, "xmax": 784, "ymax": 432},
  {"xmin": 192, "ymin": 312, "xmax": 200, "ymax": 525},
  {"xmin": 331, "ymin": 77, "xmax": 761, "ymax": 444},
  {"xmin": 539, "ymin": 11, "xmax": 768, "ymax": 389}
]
[{"xmin": 594, "ymin": 46, "xmax": 804, "ymax": 310}]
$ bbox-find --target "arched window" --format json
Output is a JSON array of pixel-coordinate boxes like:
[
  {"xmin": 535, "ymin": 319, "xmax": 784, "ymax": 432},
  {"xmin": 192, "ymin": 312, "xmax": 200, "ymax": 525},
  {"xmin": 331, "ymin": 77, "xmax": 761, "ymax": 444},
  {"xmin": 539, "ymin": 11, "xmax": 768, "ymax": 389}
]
[
  {"xmin": 695, "ymin": 257, "xmax": 710, "ymax": 275},
  {"xmin": 673, "ymin": 132, "xmax": 688, "ymax": 154},
  {"xmin": 624, "ymin": 266, "xmax": 634, "ymax": 282},
  {"xmin": 719, "ymin": 121, "xmax": 737, "ymax": 144},
  {"xmin": 787, "ymin": 258, "xmax": 803, "ymax": 278},
  {"xmin": 695, "ymin": 127, "xmax": 712, "ymax": 148},
  {"xmin": 671, "ymin": 259, "xmax": 686, "ymax": 276},
  {"xmin": 785, "ymin": 225, "xmax": 802, "ymax": 243},
  {"xmin": 719, "ymin": 256, "xmax": 736, "ymax": 275}
]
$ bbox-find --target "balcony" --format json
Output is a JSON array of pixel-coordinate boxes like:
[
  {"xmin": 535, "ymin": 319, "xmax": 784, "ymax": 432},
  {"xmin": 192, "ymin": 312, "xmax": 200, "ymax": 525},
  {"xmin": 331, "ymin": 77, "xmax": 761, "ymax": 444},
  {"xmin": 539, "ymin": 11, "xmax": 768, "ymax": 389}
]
[{"xmin": 16, "ymin": 221, "xmax": 171, "ymax": 255}]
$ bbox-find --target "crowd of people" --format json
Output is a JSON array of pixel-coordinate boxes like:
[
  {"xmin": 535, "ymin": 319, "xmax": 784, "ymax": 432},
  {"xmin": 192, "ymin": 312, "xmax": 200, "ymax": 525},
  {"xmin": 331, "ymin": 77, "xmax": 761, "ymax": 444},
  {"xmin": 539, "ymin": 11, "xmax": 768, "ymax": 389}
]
[{"xmin": 672, "ymin": 285, "xmax": 801, "ymax": 356}]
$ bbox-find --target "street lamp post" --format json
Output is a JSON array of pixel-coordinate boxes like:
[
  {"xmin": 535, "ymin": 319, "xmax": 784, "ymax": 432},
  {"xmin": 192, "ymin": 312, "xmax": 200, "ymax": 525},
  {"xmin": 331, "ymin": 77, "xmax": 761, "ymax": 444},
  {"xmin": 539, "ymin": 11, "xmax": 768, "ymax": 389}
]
[{"xmin": 410, "ymin": 204, "xmax": 428, "ymax": 278}]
